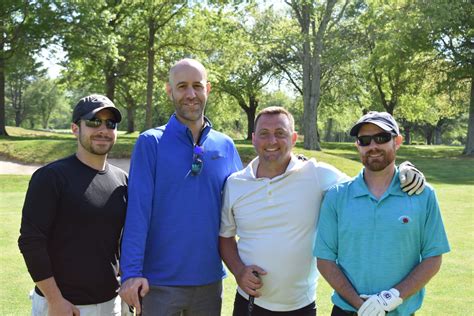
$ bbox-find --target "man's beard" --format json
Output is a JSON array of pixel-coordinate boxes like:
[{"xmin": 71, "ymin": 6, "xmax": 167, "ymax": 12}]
[
  {"xmin": 361, "ymin": 148, "xmax": 395, "ymax": 171},
  {"xmin": 80, "ymin": 133, "xmax": 114, "ymax": 155}
]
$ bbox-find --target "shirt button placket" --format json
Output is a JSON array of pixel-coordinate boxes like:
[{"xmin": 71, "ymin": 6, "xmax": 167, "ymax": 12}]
[{"xmin": 267, "ymin": 180, "xmax": 273, "ymax": 203}]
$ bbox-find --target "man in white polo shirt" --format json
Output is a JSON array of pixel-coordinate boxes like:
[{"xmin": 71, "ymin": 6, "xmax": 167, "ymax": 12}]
[{"xmin": 219, "ymin": 107, "xmax": 425, "ymax": 316}]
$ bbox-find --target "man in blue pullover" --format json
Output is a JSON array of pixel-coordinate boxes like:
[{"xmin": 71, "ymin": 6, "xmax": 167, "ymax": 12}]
[{"xmin": 119, "ymin": 58, "xmax": 242, "ymax": 315}]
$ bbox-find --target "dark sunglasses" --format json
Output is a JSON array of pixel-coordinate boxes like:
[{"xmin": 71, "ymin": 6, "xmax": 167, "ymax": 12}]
[
  {"xmin": 357, "ymin": 132, "xmax": 394, "ymax": 146},
  {"xmin": 191, "ymin": 145, "xmax": 204, "ymax": 176},
  {"xmin": 82, "ymin": 118, "xmax": 118, "ymax": 129}
]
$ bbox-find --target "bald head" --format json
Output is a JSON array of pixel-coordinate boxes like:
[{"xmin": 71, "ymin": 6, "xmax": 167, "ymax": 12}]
[{"xmin": 169, "ymin": 59, "xmax": 208, "ymax": 85}]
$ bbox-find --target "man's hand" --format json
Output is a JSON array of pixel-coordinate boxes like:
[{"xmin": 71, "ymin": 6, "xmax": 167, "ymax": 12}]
[
  {"xmin": 375, "ymin": 288, "xmax": 403, "ymax": 311},
  {"xmin": 119, "ymin": 277, "xmax": 149, "ymax": 315},
  {"xmin": 47, "ymin": 296, "xmax": 80, "ymax": 316},
  {"xmin": 358, "ymin": 288, "xmax": 403, "ymax": 316},
  {"xmin": 36, "ymin": 277, "xmax": 80, "ymax": 316},
  {"xmin": 235, "ymin": 265, "xmax": 267, "ymax": 297},
  {"xmin": 399, "ymin": 161, "xmax": 425, "ymax": 195},
  {"xmin": 357, "ymin": 295, "xmax": 385, "ymax": 316}
]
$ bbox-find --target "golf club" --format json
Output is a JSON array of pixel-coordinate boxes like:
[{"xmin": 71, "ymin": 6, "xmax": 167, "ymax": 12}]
[{"xmin": 247, "ymin": 271, "xmax": 259, "ymax": 316}]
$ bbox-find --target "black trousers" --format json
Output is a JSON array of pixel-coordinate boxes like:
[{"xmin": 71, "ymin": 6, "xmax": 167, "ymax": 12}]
[
  {"xmin": 232, "ymin": 292, "xmax": 316, "ymax": 316},
  {"xmin": 331, "ymin": 305, "xmax": 415, "ymax": 316},
  {"xmin": 331, "ymin": 305, "xmax": 357, "ymax": 316}
]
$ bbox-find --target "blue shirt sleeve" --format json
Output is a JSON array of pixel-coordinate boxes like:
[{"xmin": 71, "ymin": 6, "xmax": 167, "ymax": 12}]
[
  {"xmin": 421, "ymin": 189, "xmax": 450, "ymax": 259},
  {"xmin": 313, "ymin": 188, "xmax": 339, "ymax": 261},
  {"xmin": 120, "ymin": 133, "xmax": 157, "ymax": 282}
]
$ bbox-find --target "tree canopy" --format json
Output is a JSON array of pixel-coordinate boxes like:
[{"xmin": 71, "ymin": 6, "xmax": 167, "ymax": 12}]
[{"xmin": 2, "ymin": 0, "xmax": 471, "ymax": 155}]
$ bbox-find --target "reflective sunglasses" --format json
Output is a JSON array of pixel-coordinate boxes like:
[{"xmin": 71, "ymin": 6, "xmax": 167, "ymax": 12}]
[
  {"xmin": 357, "ymin": 132, "xmax": 394, "ymax": 146},
  {"xmin": 191, "ymin": 145, "xmax": 204, "ymax": 176},
  {"xmin": 83, "ymin": 118, "xmax": 118, "ymax": 129}
]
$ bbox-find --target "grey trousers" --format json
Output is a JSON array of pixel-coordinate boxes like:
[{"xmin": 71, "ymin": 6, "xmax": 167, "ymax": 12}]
[{"xmin": 141, "ymin": 280, "xmax": 222, "ymax": 316}]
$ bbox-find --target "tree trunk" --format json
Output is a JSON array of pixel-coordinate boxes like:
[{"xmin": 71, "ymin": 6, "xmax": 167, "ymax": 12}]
[
  {"xmin": 105, "ymin": 66, "xmax": 116, "ymax": 102},
  {"xmin": 145, "ymin": 18, "xmax": 156, "ymax": 130},
  {"xmin": 0, "ymin": 18, "xmax": 7, "ymax": 136},
  {"xmin": 301, "ymin": 0, "xmax": 336, "ymax": 151},
  {"xmin": 123, "ymin": 90, "xmax": 136, "ymax": 133},
  {"xmin": 463, "ymin": 75, "xmax": 474, "ymax": 155},
  {"xmin": 13, "ymin": 85, "xmax": 23, "ymax": 127},
  {"xmin": 245, "ymin": 108, "xmax": 255, "ymax": 141},
  {"xmin": 425, "ymin": 127, "xmax": 433, "ymax": 145},
  {"xmin": 404, "ymin": 125, "xmax": 411, "ymax": 145},
  {"xmin": 434, "ymin": 125, "xmax": 442, "ymax": 145},
  {"xmin": 15, "ymin": 110, "xmax": 21, "ymax": 127},
  {"xmin": 245, "ymin": 97, "xmax": 258, "ymax": 140},
  {"xmin": 42, "ymin": 100, "xmax": 53, "ymax": 129},
  {"xmin": 126, "ymin": 106, "xmax": 135, "ymax": 133},
  {"xmin": 0, "ymin": 54, "xmax": 8, "ymax": 136},
  {"xmin": 300, "ymin": 3, "xmax": 312, "ymax": 149},
  {"xmin": 324, "ymin": 118, "xmax": 333, "ymax": 142},
  {"xmin": 42, "ymin": 110, "xmax": 48, "ymax": 129},
  {"xmin": 434, "ymin": 118, "xmax": 444, "ymax": 145},
  {"xmin": 307, "ymin": 23, "xmax": 324, "ymax": 151}
]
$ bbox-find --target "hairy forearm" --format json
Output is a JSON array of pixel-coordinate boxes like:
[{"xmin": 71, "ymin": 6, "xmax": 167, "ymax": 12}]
[
  {"xmin": 219, "ymin": 236, "xmax": 245, "ymax": 276},
  {"xmin": 317, "ymin": 259, "xmax": 364, "ymax": 309},
  {"xmin": 36, "ymin": 277, "xmax": 64, "ymax": 303},
  {"xmin": 395, "ymin": 255, "xmax": 442, "ymax": 299},
  {"xmin": 36, "ymin": 277, "xmax": 79, "ymax": 315}
]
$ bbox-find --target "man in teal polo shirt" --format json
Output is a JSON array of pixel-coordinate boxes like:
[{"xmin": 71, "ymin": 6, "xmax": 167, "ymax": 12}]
[{"xmin": 314, "ymin": 111, "xmax": 450, "ymax": 316}]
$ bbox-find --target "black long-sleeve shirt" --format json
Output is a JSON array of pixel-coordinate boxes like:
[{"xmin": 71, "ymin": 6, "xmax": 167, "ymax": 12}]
[{"xmin": 18, "ymin": 155, "xmax": 127, "ymax": 305}]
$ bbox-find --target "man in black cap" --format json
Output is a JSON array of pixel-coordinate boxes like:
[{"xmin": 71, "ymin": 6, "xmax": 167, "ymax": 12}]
[
  {"xmin": 314, "ymin": 111, "xmax": 449, "ymax": 316},
  {"xmin": 18, "ymin": 94, "xmax": 128, "ymax": 316}
]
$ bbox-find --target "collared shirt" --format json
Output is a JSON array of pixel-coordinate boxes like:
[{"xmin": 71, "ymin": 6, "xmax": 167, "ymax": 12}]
[
  {"xmin": 120, "ymin": 114, "xmax": 242, "ymax": 286},
  {"xmin": 220, "ymin": 155, "xmax": 348, "ymax": 311},
  {"xmin": 314, "ymin": 168, "xmax": 450, "ymax": 315}
]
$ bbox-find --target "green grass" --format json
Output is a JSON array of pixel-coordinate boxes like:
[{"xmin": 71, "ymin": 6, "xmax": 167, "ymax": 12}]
[
  {"xmin": 1, "ymin": 127, "xmax": 473, "ymax": 315},
  {"xmin": 0, "ymin": 127, "xmax": 139, "ymax": 164},
  {"xmin": 0, "ymin": 175, "xmax": 32, "ymax": 315}
]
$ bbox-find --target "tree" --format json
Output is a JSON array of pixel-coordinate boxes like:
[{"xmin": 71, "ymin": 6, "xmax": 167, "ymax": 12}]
[
  {"xmin": 0, "ymin": 1, "xmax": 57, "ymax": 136},
  {"xmin": 60, "ymin": 1, "xmax": 129, "ymax": 101},
  {"xmin": 60, "ymin": 1, "xmax": 190, "ymax": 132},
  {"xmin": 415, "ymin": 1, "xmax": 473, "ymax": 155},
  {"xmin": 216, "ymin": 60, "xmax": 273, "ymax": 140},
  {"xmin": 284, "ymin": 0, "xmax": 349, "ymax": 150},
  {"xmin": 23, "ymin": 78, "xmax": 65, "ymax": 129},
  {"xmin": 141, "ymin": 1, "xmax": 187, "ymax": 129},
  {"xmin": 6, "ymin": 53, "xmax": 45, "ymax": 127},
  {"xmin": 358, "ymin": 2, "xmax": 434, "ymax": 116},
  {"xmin": 210, "ymin": 8, "xmax": 279, "ymax": 139}
]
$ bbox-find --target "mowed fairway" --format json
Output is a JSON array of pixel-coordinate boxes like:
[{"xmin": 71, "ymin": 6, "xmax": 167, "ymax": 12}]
[
  {"xmin": 0, "ymin": 175, "xmax": 32, "ymax": 315},
  {"xmin": 0, "ymin": 144, "xmax": 472, "ymax": 315}
]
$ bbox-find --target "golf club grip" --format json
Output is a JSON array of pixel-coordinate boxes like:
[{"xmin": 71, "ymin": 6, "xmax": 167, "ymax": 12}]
[
  {"xmin": 247, "ymin": 295, "xmax": 255, "ymax": 316},
  {"xmin": 247, "ymin": 271, "xmax": 259, "ymax": 316},
  {"xmin": 136, "ymin": 286, "xmax": 143, "ymax": 316},
  {"xmin": 138, "ymin": 288, "xmax": 143, "ymax": 316}
]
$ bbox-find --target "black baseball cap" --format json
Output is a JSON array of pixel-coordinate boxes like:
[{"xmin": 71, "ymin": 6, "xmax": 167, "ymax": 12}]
[
  {"xmin": 72, "ymin": 94, "xmax": 122, "ymax": 123},
  {"xmin": 350, "ymin": 111, "xmax": 400, "ymax": 136}
]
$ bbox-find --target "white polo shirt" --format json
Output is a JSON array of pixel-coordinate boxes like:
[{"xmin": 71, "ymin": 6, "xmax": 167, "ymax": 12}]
[{"xmin": 220, "ymin": 155, "xmax": 348, "ymax": 311}]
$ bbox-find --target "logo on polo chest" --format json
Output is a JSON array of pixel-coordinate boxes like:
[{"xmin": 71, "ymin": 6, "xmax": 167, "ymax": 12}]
[{"xmin": 398, "ymin": 215, "xmax": 411, "ymax": 224}]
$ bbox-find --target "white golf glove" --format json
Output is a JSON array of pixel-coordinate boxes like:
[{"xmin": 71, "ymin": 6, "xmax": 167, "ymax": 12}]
[
  {"xmin": 358, "ymin": 288, "xmax": 403, "ymax": 316},
  {"xmin": 358, "ymin": 295, "xmax": 386, "ymax": 316},
  {"xmin": 399, "ymin": 161, "xmax": 425, "ymax": 195}
]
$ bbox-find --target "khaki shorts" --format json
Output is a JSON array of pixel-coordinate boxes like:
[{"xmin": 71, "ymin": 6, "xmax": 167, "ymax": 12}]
[{"xmin": 30, "ymin": 290, "xmax": 133, "ymax": 316}]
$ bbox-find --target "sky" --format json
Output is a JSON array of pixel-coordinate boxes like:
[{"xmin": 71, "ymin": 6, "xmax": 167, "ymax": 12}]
[{"xmin": 36, "ymin": 44, "xmax": 66, "ymax": 79}]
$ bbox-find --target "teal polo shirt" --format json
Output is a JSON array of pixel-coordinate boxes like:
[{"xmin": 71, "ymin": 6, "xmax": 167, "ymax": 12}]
[{"xmin": 314, "ymin": 168, "xmax": 450, "ymax": 315}]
